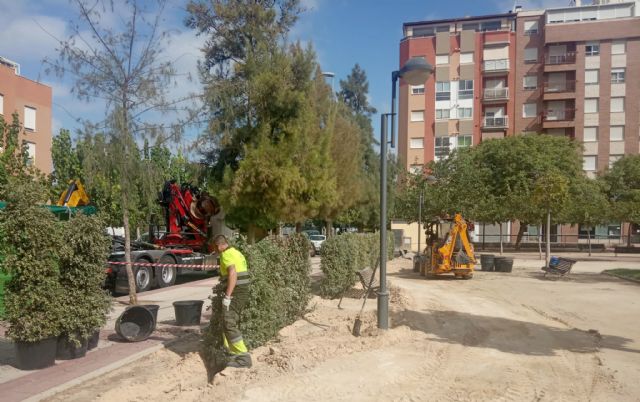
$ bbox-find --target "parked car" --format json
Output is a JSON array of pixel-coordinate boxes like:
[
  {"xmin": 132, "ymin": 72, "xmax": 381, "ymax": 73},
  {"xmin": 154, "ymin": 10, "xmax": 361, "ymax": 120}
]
[{"xmin": 309, "ymin": 234, "xmax": 326, "ymax": 255}]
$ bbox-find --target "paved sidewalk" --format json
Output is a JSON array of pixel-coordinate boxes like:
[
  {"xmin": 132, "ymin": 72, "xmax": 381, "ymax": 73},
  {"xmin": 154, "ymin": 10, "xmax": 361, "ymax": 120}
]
[{"xmin": 0, "ymin": 274, "xmax": 218, "ymax": 402}]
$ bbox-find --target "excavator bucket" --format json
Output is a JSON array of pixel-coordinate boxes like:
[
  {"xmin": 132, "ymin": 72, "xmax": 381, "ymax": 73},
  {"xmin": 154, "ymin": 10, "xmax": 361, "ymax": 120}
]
[{"xmin": 56, "ymin": 179, "xmax": 90, "ymax": 207}]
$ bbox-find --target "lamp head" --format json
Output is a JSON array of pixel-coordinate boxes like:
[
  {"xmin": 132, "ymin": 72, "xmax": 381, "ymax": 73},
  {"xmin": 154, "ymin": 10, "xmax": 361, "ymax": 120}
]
[{"xmin": 399, "ymin": 57, "xmax": 434, "ymax": 85}]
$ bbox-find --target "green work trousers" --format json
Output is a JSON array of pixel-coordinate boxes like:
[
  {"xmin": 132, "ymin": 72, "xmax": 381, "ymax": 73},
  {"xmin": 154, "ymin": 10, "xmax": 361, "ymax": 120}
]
[{"xmin": 222, "ymin": 284, "xmax": 250, "ymax": 361}]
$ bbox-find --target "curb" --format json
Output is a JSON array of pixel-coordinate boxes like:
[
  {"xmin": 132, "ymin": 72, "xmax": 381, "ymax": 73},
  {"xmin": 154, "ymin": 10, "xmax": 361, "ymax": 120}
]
[
  {"xmin": 602, "ymin": 271, "xmax": 640, "ymax": 284},
  {"xmin": 24, "ymin": 343, "xmax": 165, "ymax": 402}
]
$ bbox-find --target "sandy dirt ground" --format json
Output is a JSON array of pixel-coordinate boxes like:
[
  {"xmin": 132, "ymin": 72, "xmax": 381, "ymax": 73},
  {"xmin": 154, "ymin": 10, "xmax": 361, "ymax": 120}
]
[{"xmin": 47, "ymin": 256, "xmax": 640, "ymax": 402}]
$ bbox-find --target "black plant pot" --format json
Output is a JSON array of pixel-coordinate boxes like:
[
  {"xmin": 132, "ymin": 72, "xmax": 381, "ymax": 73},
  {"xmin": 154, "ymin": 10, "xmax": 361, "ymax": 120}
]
[
  {"xmin": 15, "ymin": 337, "xmax": 57, "ymax": 370},
  {"xmin": 87, "ymin": 329, "xmax": 100, "ymax": 351},
  {"xmin": 56, "ymin": 333, "xmax": 89, "ymax": 360},
  {"xmin": 480, "ymin": 254, "xmax": 495, "ymax": 271},
  {"xmin": 173, "ymin": 300, "xmax": 204, "ymax": 326}
]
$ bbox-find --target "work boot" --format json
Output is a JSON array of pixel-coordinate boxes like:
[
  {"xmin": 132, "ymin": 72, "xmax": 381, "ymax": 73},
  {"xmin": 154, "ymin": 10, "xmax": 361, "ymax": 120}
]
[{"xmin": 226, "ymin": 353, "xmax": 252, "ymax": 369}]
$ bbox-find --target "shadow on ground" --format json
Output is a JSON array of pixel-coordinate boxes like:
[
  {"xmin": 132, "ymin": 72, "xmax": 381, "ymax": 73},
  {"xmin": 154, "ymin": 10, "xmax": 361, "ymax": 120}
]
[{"xmin": 391, "ymin": 308, "xmax": 640, "ymax": 357}]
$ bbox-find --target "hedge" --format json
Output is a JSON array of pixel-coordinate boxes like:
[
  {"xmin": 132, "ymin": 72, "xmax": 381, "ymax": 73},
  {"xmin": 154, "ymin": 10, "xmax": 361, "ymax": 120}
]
[
  {"xmin": 0, "ymin": 272, "xmax": 10, "ymax": 320},
  {"xmin": 201, "ymin": 234, "xmax": 311, "ymax": 381},
  {"xmin": 319, "ymin": 232, "xmax": 395, "ymax": 298}
]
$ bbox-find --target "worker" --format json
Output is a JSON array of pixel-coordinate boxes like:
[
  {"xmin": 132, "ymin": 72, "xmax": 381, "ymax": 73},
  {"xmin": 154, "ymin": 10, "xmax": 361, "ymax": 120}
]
[{"xmin": 212, "ymin": 234, "xmax": 252, "ymax": 369}]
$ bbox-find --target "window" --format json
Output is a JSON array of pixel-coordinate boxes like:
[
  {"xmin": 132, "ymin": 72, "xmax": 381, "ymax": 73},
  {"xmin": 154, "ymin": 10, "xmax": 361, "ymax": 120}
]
[
  {"xmin": 523, "ymin": 103, "xmax": 537, "ymax": 118},
  {"xmin": 24, "ymin": 106, "xmax": 36, "ymax": 131},
  {"xmin": 24, "ymin": 141, "xmax": 35, "ymax": 166},
  {"xmin": 410, "ymin": 137, "xmax": 424, "ymax": 149},
  {"xmin": 413, "ymin": 27, "xmax": 434, "ymax": 37},
  {"xmin": 524, "ymin": 20, "xmax": 538, "ymax": 35},
  {"xmin": 436, "ymin": 25, "xmax": 449, "ymax": 32},
  {"xmin": 610, "ymin": 97, "xmax": 624, "ymax": 113},
  {"xmin": 524, "ymin": 47, "xmax": 538, "ymax": 63},
  {"xmin": 611, "ymin": 68, "xmax": 625, "ymax": 84},
  {"xmin": 0, "ymin": 94, "xmax": 3, "ymax": 115},
  {"xmin": 583, "ymin": 127, "xmax": 598, "ymax": 142},
  {"xmin": 523, "ymin": 75, "xmax": 537, "ymax": 90},
  {"xmin": 610, "ymin": 126, "xmax": 624, "ymax": 141},
  {"xmin": 481, "ymin": 21, "xmax": 501, "ymax": 32},
  {"xmin": 458, "ymin": 107, "xmax": 473, "ymax": 119},
  {"xmin": 583, "ymin": 156, "xmax": 597, "ymax": 171},
  {"xmin": 460, "ymin": 52, "xmax": 473, "ymax": 64},
  {"xmin": 612, "ymin": 40, "xmax": 626, "ymax": 55},
  {"xmin": 585, "ymin": 69, "xmax": 599, "ymax": 85},
  {"xmin": 458, "ymin": 80, "xmax": 473, "ymax": 99},
  {"xmin": 436, "ymin": 55, "xmax": 449, "ymax": 65},
  {"xmin": 609, "ymin": 155, "xmax": 623, "ymax": 168},
  {"xmin": 411, "ymin": 85, "xmax": 425, "ymax": 95},
  {"xmin": 458, "ymin": 135, "xmax": 472, "ymax": 148},
  {"xmin": 410, "ymin": 110, "xmax": 424, "ymax": 122},
  {"xmin": 435, "ymin": 137, "xmax": 450, "ymax": 158},
  {"xmin": 462, "ymin": 23, "xmax": 479, "ymax": 32},
  {"xmin": 584, "ymin": 98, "xmax": 599, "ymax": 114},
  {"xmin": 436, "ymin": 108, "xmax": 450, "ymax": 120},
  {"xmin": 435, "ymin": 81, "xmax": 450, "ymax": 101},
  {"xmin": 585, "ymin": 42, "xmax": 600, "ymax": 56}
]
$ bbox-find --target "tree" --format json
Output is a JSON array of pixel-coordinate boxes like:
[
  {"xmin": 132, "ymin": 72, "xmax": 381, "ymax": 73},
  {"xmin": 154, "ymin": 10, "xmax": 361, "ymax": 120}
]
[
  {"xmin": 46, "ymin": 0, "xmax": 187, "ymax": 304},
  {"xmin": 336, "ymin": 64, "xmax": 380, "ymax": 231},
  {"xmin": 602, "ymin": 155, "xmax": 640, "ymax": 246},
  {"xmin": 562, "ymin": 176, "xmax": 609, "ymax": 255},
  {"xmin": 50, "ymin": 129, "xmax": 82, "ymax": 200},
  {"xmin": 532, "ymin": 170, "xmax": 569, "ymax": 265}
]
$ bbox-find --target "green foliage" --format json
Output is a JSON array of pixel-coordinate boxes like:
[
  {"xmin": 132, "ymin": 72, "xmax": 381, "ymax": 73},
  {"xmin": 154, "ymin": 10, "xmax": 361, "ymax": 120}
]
[
  {"xmin": 0, "ymin": 271, "xmax": 10, "ymax": 320},
  {"xmin": 602, "ymin": 155, "xmax": 640, "ymax": 225},
  {"xmin": 201, "ymin": 234, "xmax": 310, "ymax": 379},
  {"xmin": 319, "ymin": 233, "xmax": 392, "ymax": 298},
  {"xmin": 2, "ymin": 181, "xmax": 65, "ymax": 342},
  {"xmin": 50, "ymin": 129, "xmax": 82, "ymax": 199},
  {"xmin": 561, "ymin": 175, "xmax": 609, "ymax": 228},
  {"xmin": 58, "ymin": 214, "xmax": 112, "ymax": 344}
]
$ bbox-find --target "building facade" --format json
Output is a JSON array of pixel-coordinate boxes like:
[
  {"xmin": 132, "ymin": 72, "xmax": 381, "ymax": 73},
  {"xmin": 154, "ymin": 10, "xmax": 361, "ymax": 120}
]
[
  {"xmin": 0, "ymin": 57, "xmax": 53, "ymax": 175},
  {"xmin": 397, "ymin": 0, "xmax": 640, "ymax": 246}
]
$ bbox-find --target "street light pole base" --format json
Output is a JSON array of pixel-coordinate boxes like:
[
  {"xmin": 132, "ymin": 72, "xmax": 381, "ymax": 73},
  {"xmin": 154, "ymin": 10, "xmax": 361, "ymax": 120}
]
[{"xmin": 377, "ymin": 290, "xmax": 389, "ymax": 329}]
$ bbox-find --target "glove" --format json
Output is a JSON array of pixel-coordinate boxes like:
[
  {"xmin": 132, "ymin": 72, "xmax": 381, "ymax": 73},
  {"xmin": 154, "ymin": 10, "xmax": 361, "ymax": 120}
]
[{"xmin": 222, "ymin": 295, "xmax": 232, "ymax": 311}]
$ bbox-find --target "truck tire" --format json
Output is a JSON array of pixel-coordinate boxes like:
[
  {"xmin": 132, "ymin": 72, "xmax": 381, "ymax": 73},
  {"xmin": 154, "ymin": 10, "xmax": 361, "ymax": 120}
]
[
  {"xmin": 155, "ymin": 254, "xmax": 177, "ymax": 288},
  {"xmin": 134, "ymin": 259, "xmax": 153, "ymax": 292}
]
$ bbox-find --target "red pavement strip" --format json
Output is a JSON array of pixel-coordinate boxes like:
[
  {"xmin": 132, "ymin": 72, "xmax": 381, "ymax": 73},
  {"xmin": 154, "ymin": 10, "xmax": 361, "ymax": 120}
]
[{"xmin": 0, "ymin": 276, "xmax": 217, "ymax": 401}]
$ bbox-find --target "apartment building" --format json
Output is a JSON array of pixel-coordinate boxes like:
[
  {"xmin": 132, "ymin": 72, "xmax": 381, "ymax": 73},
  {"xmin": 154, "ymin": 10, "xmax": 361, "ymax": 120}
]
[
  {"xmin": 0, "ymin": 57, "xmax": 53, "ymax": 174},
  {"xmin": 397, "ymin": 0, "xmax": 640, "ymax": 245}
]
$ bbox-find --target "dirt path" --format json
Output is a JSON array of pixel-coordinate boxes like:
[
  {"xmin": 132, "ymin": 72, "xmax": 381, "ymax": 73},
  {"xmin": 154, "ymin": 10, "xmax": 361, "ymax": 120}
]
[{"xmin": 47, "ymin": 257, "xmax": 640, "ymax": 402}]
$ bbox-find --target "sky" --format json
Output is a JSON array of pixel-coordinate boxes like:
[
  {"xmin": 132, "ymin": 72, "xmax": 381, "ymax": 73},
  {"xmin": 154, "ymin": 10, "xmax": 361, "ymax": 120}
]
[{"xmin": 0, "ymin": 0, "xmax": 570, "ymax": 153}]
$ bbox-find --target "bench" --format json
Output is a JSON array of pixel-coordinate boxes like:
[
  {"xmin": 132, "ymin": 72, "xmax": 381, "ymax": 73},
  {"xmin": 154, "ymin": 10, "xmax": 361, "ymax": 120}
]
[
  {"xmin": 541, "ymin": 257, "xmax": 577, "ymax": 278},
  {"xmin": 337, "ymin": 264, "xmax": 380, "ymax": 309}
]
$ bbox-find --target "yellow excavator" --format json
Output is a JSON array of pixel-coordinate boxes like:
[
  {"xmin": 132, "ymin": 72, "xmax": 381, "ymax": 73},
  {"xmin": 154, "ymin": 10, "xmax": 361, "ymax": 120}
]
[
  {"xmin": 56, "ymin": 179, "xmax": 90, "ymax": 207},
  {"xmin": 422, "ymin": 213, "xmax": 476, "ymax": 279}
]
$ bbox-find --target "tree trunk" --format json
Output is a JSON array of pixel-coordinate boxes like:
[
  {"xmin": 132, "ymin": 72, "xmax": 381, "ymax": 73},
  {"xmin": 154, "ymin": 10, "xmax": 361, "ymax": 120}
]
[
  {"xmin": 247, "ymin": 224, "xmax": 257, "ymax": 244},
  {"xmin": 295, "ymin": 222, "xmax": 302, "ymax": 233},
  {"xmin": 587, "ymin": 228, "xmax": 592, "ymax": 257},
  {"xmin": 538, "ymin": 224, "xmax": 543, "ymax": 260},
  {"xmin": 122, "ymin": 197, "xmax": 137, "ymax": 305},
  {"xmin": 482, "ymin": 223, "xmax": 486, "ymax": 251},
  {"xmin": 515, "ymin": 222, "xmax": 527, "ymax": 250},
  {"xmin": 325, "ymin": 219, "xmax": 333, "ymax": 238},
  {"xmin": 499, "ymin": 223, "xmax": 504, "ymax": 256},
  {"xmin": 545, "ymin": 211, "xmax": 551, "ymax": 267},
  {"xmin": 627, "ymin": 223, "xmax": 632, "ymax": 247}
]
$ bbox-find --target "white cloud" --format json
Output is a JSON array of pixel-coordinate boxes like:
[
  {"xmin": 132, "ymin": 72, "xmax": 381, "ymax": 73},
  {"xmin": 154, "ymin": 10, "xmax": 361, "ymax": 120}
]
[{"xmin": 0, "ymin": 14, "xmax": 66, "ymax": 66}]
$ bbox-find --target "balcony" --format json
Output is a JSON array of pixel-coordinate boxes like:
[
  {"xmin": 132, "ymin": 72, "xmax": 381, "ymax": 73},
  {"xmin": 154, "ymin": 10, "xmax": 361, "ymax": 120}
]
[
  {"xmin": 482, "ymin": 59, "xmax": 509, "ymax": 74},
  {"xmin": 544, "ymin": 52, "xmax": 577, "ymax": 72},
  {"xmin": 481, "ymin": 116, "xmax": 509, "ymax": 130},
  {"xmin": 482, "ymin": 88, "xmax": 509, "ymax": 102},
  {"xmin": 545, "ymin": 53, "xmax": 576, "ymax": 65},
  {"xmin": 542, "ymin": 109, "xmax": 576, "ymax": 128},
  {"xmin": 543, "ymin": 80, "xmax": 576, "ymax": 100}
]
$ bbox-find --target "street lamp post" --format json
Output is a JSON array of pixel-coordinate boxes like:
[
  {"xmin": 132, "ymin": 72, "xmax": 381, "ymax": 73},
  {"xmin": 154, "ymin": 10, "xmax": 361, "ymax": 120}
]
[{"xmin": 378, "ymin": 57, "xmax": 433, "ymax": 330}]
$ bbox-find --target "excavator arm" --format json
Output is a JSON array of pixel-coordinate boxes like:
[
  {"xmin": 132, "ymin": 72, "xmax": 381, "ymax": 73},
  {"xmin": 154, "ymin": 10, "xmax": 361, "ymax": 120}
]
[
  {"xmin": 429, "ymin": 214, "xmax": 476, "ymax": 278},
  {"xmin": 56, "ymin": 179, "xmax": 90, "ymax": 207}
]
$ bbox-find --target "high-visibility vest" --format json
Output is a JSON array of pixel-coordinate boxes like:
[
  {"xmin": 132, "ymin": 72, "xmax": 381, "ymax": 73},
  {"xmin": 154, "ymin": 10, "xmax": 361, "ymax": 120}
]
[{"xmin": 219, "ymin": 247, "xmax": 250, "ymax": 285}]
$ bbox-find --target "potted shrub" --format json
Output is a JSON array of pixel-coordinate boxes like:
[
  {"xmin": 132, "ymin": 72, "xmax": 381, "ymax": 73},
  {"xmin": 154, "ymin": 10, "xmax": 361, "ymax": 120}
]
[
  {"xmin": 1, "ymin": 181, "xmax": 66, "ymax": 370},
  {"xmin": 57, "ymin": 214, "xmax": 112, "ymax": 358}
]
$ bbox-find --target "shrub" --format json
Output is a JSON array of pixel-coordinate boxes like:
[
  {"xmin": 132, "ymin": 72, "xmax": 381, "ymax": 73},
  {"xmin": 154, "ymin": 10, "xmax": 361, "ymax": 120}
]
[
  {"xmin": 201, "ymin": 234, "xmax": 311, "ymax": 380},
  {"xmin": 319, "ymin": 232, "xmax": 395, "ymax": 298},
  {"xmin": 58, "ymin": 214, "xmax": 112, "ymax": 344},
  {"xmin": 2, "ymin": 181, "xmax": 66, "ymax": 342}
]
